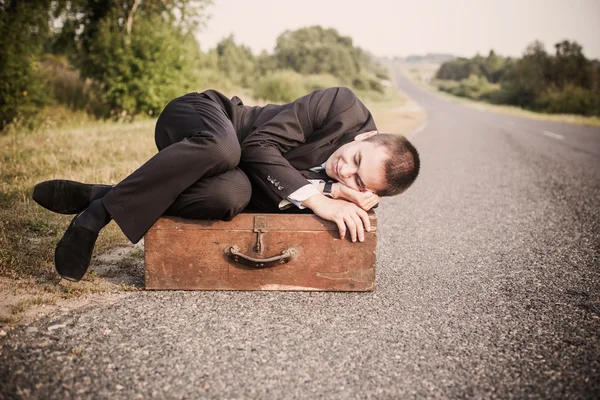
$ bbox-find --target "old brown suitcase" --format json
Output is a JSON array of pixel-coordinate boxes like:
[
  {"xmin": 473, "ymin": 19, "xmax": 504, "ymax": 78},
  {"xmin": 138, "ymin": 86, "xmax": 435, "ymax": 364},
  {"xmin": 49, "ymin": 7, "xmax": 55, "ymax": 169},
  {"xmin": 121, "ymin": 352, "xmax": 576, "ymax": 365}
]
[{"xmin": 144, "ymin": 211, "xmax": 377, "ymax": 291}]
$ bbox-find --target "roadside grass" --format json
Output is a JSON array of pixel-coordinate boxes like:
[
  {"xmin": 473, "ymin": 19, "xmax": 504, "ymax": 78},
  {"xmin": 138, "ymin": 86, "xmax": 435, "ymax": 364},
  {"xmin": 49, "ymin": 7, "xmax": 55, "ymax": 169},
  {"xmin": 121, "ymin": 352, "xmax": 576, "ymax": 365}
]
[
  {"xmin": 0, "ymin": 88, "xmax": 424, "ymax": 325},
  {"xmin": 399, "ymin": 63, "xmax": 600, "ymax": 127},
  {"xmin": 365, "ymin": 67, "xmax": 426, "ymax": 136},
  {"xmin": 366, "ymin": 94, "xmax": 425, "ymax": 136},
  {"xmin": 0, "ymin": 112, "xmax": 157, "ymax": 323}
]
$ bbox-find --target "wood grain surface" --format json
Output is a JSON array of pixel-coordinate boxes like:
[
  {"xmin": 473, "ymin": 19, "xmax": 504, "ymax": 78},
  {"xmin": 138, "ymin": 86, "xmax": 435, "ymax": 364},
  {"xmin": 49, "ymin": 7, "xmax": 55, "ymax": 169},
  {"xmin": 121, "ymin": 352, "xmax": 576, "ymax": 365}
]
[{"xmin": 145, "ymin": 212, "xmax": 377, "ymax": 291}]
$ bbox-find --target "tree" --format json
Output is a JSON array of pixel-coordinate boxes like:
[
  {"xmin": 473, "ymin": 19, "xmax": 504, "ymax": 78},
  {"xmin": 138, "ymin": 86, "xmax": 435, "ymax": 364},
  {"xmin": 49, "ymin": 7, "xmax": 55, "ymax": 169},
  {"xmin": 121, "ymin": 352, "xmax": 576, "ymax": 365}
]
[
  {"xmin": 255, "ymin": 50, "xmax": 278, "ymax": 77},
  {"xmin": 0, "ymin": 1, "xmax": 56, "ymax": 129},
  {"xmin": 215, "ymin": 35, "xmax": 255, "ymax": 88},
  {"xmin": 81, "ymin": 11, "xmax": 202, "ymax": 118},
  {"xmin": 492, "ymin": 41, "xmax": 550, "ymax": 107},
  {"xmin": 552, "ymin": 40, "xmax": 590, "ymax": 88},
  {"xmin": 273, "ymin": 26, "xmax": 387, "ymax": 92},
  {"xmin": 274, "ymin": 26, "xmax": 359, "ymax": 81},
  {"xmin": 54, "ymin": 0, "xmax": 212, "ymax": 119},
  {"xmin": 436, "ymin": 57, "xmax": 482, "ymax": 81},
  {"xmin": 483, "ymin": 50, "xmax": 506, "ymax": 83},
  {"xmin": 434, "ymin": 40, "xmax": 600, "ymax": 116}
]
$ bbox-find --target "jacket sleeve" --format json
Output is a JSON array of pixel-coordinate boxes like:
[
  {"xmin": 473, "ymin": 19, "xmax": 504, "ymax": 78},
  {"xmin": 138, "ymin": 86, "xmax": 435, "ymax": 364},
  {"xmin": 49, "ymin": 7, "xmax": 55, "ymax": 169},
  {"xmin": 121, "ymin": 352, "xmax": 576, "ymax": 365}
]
[{"xmin": 240, "ymin": 87, "xmax": 358, "ymax": 204}]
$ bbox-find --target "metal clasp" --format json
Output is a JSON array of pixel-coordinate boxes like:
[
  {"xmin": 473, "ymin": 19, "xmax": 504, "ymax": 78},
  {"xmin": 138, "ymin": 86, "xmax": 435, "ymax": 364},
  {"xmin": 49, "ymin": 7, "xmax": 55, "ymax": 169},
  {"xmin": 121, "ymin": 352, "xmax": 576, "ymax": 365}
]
[{"xmin": 253, "ymin": 216, "xmax": 266, "ymax": 255}]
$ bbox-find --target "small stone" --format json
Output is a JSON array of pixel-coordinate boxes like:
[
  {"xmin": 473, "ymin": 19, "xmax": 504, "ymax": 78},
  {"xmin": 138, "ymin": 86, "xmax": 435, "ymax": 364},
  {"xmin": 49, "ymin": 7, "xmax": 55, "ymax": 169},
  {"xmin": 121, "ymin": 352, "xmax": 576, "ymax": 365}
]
[
  {"xmin": 26, "ymin": 327, "xmax": 38, "ymax": 333},
  {"xmin": 116, "ymin": 384, "xmax": 124, "ymax": 390},
  {"xmin": 48, "ymin": 324, "xmax": 66, "ymax": 331},
  {"xmin": 0, "ymin": 329, "xmax": 6, "ymax": 336}
]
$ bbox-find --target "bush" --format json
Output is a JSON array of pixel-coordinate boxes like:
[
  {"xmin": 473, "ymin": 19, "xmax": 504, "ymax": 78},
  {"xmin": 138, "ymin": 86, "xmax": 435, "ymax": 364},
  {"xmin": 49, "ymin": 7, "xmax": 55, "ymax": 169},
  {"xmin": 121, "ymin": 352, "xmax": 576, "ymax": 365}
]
[
  {"xmin": 215, "ymin": 36, "xmax": 255, "ymax": 88},
  {"xmin": 253, "ymin": 70, "xmax": 307, "ymax": 103},
  {"xmin": 196, "ymin": 68, "xmax": 236, "ymax": 93},
  {"xmin": 78, "ymin": 13, "xmax": 202, "ymax": 120},
  {"xmin": 301, "ymin": 74, "xmax": 342, "ymax": 92},
  {"xmin": 535, "ymin": 84, "xmax": 600, "ymax": 116},
  {"xmin": 437, "ymin": 74, "xmax": 500, "ymax": 100},
  {"xmin": 352, "ymin": 73, "xmax": 385, "ymax": 93},
  {"xmin": 0, "ymin": 58, "xmax": 49, "ymax": 131},
  {"xmin": 0, "ymin": 2, "xmax": 51, "ymax": 131},
  {"xmin": 273, "ymin": 26, "xmax": 389, "ymax": 93},
  {"xmin": 435, "ymin": 40, "xmax": 600, "ymax": 117},
  {"xmin": 41, "ymin": 54, "xmax": 108, "ymax": 117},
  {"xmin": 369, "ymin": 78, "xmax": 385, "ymax": 93}
]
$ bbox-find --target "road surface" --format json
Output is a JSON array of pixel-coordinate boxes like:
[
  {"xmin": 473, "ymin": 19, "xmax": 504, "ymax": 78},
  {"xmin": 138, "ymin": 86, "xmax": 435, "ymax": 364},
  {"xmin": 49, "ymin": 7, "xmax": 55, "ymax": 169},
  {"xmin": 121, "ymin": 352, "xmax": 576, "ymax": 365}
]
[{"xmin": 1, "ymin": 71, "xmax": 599, "ymax": 399}]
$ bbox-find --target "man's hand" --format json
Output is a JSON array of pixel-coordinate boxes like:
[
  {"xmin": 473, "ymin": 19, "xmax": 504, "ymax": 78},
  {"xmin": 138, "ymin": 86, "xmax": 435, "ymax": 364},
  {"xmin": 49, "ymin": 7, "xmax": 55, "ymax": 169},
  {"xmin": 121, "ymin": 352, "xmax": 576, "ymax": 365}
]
[
  {"xmin": 332, "ymin": 183, "xmax": 381, "ymax": 211},
  {"xmin": 302, "ymin": 194, "xmax": 371, "ymax": 242}
]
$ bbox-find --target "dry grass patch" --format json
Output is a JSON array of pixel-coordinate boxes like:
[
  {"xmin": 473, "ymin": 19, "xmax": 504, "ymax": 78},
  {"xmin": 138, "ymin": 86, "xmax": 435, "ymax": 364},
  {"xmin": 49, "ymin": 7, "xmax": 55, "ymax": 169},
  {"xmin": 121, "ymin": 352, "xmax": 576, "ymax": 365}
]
[
  {"xmin": 365, "ymin": 78, "xmax": 426, "ymax": 136},
  {"xmin": 1, "ymin": 117, "xmax": 155, "ymax": 325},
  {"xmin": 368, "ymin": 99, "xmax": 425, "ymax": 136}
]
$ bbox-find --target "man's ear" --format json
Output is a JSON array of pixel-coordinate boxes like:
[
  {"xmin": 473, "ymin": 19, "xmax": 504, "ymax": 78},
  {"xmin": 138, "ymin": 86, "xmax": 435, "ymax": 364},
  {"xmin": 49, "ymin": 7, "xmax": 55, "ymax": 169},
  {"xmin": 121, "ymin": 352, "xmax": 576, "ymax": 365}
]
[{"xmin": 354, "ymin": 130, "xmax": 378, "ymax": 141}]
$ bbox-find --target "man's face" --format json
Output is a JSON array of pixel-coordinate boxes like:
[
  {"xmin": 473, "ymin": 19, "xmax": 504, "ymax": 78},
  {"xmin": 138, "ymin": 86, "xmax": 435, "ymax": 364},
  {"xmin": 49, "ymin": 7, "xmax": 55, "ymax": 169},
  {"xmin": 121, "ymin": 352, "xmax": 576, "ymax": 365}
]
[{"xmin": 324, "ymin": 131, "xmax": 388, "ymax": 193}]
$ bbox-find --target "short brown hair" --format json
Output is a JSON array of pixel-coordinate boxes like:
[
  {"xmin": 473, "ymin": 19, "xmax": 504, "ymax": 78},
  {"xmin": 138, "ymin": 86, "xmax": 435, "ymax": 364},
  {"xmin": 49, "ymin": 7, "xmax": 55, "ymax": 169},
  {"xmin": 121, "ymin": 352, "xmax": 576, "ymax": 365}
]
[{"xmin": 365, "ymin": 133, "xmax": 420, "ymax": 197}]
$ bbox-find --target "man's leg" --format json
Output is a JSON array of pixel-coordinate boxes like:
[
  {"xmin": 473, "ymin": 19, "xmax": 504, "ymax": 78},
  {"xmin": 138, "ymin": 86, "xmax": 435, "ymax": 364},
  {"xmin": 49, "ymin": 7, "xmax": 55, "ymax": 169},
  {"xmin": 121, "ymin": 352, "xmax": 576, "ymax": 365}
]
[
  {"xmin": 103, "ymin": 97, "xmax": 240, "ymax": 243},
  {"xmin": 54, "ymin": 95, "xmax": 241, "ymax": 281},
  {"xmin": 101, "ymin": 132, "xmax": 240, "ymax": 243},
  {"xmin": 164, "ymin": 167, "xmax": 251, "ymax": 220}
]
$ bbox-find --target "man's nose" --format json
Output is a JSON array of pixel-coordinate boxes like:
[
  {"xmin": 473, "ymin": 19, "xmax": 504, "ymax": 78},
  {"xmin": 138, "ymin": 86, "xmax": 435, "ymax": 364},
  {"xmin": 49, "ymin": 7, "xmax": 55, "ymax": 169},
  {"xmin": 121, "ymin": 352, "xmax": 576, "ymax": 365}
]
[{"xmin": 340, "ymin": 163, "xmax": 356, "ymax": 179}]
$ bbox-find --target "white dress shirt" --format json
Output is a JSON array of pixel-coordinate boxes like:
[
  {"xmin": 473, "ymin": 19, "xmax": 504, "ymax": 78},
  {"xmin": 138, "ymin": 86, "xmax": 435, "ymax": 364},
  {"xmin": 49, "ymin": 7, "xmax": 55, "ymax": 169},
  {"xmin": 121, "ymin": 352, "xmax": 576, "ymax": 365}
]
[{"xmin": 278, "ymin": 162, "xmax": 328, "ymax": 210}]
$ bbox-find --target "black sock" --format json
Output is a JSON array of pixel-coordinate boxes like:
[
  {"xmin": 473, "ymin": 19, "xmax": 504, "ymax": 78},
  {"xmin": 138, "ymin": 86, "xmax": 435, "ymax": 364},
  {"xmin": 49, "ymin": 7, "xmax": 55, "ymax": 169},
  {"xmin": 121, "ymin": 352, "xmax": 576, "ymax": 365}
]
[
  {"xmin": 90, "ymin": 185, "xmax": 113, "ymax": 201},
  {"xmin": 73, "ymin": 198, "xmax": 112, "ymax": 232}
]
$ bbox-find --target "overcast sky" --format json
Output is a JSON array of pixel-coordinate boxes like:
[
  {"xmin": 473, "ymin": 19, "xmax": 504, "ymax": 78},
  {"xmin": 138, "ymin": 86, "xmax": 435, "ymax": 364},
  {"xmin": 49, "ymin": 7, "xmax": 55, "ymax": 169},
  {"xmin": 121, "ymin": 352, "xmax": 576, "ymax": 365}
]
[{"xmin": 197, "ymin": 0, "xmax": 600, "ymax": 59}]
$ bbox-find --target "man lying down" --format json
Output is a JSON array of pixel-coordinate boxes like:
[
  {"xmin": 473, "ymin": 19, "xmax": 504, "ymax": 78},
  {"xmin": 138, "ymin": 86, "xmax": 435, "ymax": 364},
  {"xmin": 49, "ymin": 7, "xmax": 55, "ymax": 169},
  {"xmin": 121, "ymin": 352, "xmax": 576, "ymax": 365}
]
[{"xmin": 33, "ymin": 87, "xmax": 420, "ymax": 282}]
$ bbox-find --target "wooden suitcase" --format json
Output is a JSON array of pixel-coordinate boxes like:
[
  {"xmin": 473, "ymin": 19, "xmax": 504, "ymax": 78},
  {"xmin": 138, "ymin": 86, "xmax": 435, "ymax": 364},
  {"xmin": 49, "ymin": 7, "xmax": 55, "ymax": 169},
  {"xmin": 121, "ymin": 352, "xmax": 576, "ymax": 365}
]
[{"xmin": 144, "ymin": 211, "xmax": 377, "ymax": 291}]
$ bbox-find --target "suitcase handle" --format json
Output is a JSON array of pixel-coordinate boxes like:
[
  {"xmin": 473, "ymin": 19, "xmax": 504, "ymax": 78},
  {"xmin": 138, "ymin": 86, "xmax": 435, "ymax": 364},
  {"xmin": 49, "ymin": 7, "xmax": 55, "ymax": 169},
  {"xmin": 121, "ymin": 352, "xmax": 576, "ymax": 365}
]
[{"xmin": 225, "ymin": 246, "xmax": 298, "ymax": 269}]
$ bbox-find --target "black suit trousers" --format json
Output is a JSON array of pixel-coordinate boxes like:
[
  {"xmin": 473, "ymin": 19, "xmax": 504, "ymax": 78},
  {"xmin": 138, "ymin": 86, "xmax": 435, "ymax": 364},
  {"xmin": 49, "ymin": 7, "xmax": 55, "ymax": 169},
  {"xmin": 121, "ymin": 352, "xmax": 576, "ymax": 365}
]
[{"xmin": 102, "ymin": 93, "xmax": 252, "ymax": 244}]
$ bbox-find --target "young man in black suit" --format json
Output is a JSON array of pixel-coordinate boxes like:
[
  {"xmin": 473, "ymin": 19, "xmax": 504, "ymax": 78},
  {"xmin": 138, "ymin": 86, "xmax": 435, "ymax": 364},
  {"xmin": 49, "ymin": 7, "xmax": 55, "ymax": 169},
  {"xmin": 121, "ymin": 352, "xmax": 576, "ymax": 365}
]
[{"xmin": 33, "ymin": 87, "xmax": 420, "ymax": 282}]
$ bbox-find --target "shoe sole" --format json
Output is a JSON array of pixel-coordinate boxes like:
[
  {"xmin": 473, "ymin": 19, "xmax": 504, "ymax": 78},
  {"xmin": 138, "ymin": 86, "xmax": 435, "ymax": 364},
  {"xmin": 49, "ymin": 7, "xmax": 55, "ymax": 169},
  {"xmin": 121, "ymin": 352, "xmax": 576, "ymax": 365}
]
[{"xmin": 54, "ymin": 213, "xmax": 99, "ymax": 282}]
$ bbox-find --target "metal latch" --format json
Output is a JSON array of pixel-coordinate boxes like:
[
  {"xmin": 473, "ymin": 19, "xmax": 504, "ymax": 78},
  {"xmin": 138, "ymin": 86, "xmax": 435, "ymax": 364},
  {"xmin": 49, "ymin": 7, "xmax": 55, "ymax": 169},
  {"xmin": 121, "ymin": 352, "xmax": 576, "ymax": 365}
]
[
  {"xmin": 253, "ymin": 216, "xmax": 266, "ymax": 254},
  {"xmin": 224, "ymin": 215, "xmax": 298, "ymax": 268}
]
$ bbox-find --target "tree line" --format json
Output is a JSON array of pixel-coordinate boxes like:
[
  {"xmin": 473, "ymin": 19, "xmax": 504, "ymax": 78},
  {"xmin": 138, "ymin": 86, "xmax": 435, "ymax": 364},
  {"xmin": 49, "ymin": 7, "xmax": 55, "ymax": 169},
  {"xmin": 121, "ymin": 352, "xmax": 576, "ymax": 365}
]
[
  {"xmin": 0, "ymin": 0, "xmax": 389, "ymax": 131},
  {"xmin": 435, "ymin": 40, "xmax": 600, "ymax": 116}
]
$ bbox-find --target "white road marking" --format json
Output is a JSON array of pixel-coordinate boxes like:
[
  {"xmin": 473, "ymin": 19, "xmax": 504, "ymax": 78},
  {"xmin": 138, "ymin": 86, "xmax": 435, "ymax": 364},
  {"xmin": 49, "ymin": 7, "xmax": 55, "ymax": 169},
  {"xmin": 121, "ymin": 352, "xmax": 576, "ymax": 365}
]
[{"xmin": 542, "ymin": 130, "xmax": 564, "ymax": 140}]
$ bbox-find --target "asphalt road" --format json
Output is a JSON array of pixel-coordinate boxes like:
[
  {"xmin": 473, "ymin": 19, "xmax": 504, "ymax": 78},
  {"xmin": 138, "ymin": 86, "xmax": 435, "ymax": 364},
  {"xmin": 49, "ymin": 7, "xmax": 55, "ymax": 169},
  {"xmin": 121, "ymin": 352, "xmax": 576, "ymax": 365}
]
[{"xmin": 1, "ymin": 72, "xmax": 599, "ymax": 399}]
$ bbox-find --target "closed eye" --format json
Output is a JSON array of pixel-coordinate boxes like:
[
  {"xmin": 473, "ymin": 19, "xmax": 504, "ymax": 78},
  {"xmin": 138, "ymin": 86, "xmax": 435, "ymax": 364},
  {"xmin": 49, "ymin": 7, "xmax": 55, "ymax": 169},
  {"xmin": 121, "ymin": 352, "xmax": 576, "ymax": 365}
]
[{"xmin": 355, "ymin": 152, "xmax": 365, "ymax": 191}]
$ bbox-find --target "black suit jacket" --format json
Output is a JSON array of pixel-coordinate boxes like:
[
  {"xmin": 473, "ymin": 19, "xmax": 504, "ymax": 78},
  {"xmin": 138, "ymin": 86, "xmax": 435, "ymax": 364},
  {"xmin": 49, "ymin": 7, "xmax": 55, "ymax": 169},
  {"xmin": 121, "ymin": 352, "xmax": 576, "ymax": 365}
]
[{"xmin": 201, "ymin": 87, "xmax": 377, "ymax": 208}]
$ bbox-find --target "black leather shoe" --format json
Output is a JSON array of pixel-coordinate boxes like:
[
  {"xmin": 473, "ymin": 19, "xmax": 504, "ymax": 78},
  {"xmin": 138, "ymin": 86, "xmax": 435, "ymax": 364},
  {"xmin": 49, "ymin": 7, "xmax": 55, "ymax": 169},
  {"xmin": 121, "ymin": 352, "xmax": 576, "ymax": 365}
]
[
  {"xmin": 54, "ymin": 213, "xmax": 99, "ymax": 282},
  {"xmin": 32, "ymin": 180, "xmax": 112, "ymax": 214}
]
